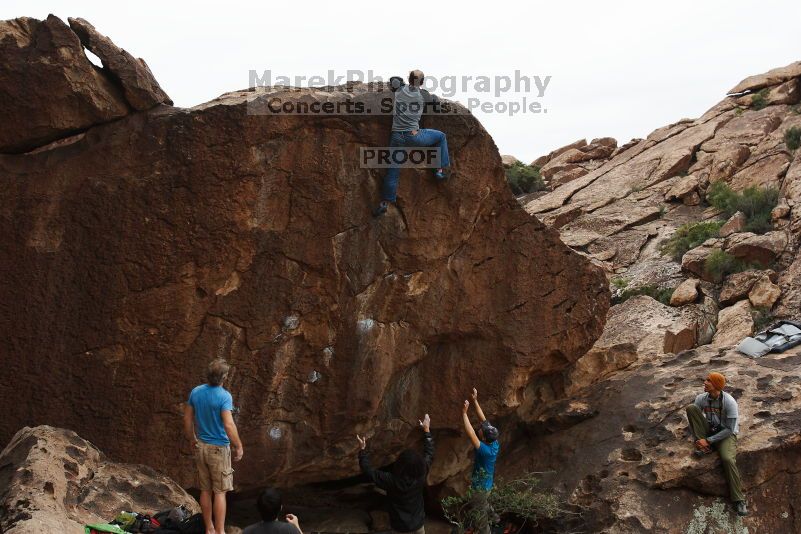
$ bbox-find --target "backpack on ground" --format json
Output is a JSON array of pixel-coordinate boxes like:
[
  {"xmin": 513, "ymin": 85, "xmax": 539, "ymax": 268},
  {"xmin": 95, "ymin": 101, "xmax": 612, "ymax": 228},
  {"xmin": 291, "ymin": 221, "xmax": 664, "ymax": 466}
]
[
  {"xmin": 152, "ymin": 505, "xmax": 191, "ymax": 529},
  {"xmin": 154, "ymin": 513, "xmax": 205, "ymax": 534},
  {"xmin": 736, "ymin": 320, "xmax": 801, "ymax": 357}
]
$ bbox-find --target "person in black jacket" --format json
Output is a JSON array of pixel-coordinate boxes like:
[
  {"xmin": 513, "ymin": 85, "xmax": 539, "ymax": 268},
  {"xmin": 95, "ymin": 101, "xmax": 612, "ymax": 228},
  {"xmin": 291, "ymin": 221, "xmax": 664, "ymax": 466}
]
[{"xmin": 357, "ymin": 414, "xmax": 434, "ymax": 534}]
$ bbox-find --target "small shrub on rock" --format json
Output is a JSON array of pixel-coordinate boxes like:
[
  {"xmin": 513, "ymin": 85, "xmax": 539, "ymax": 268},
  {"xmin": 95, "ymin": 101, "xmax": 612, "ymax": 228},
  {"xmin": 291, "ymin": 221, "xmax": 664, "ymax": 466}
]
[
  {"xmin": 785, "ymin": 126, "xmax": 801, "ymax": 151},
  {"xmin": 612, "ymin": 284, "xmax": 674, "ymax": 306},
  {"xmin": 661, "ymin": 221, "xmax": 724, "ymax": 261},
  {"xmin": 442, "ymin": 472, "xmax": 567, "ymax": 532},
  {"xmin": 707, "ymin": 182, "xmax": 779, "ymax": 234},
  {"xmin": 750, "ymin": 88, "xmax": 769, "ymax": 110},
  {"xmin": 611, "ymin": 277, "xmax": 628, "ymax": 289},
  {"xmin": 505, "ymin": 162, "xmax": 545, "ymax": 196},
  {"xmin": 703, "ymin": 250, "xmax": 750, "ymax": 282}
]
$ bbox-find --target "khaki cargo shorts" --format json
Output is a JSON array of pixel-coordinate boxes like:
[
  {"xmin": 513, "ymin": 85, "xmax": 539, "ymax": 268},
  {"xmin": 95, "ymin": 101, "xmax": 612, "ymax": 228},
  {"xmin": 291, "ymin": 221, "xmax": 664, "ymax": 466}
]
[{"xmin": 195, "ymin": 441, "xmax": 234, "ymax": 493}]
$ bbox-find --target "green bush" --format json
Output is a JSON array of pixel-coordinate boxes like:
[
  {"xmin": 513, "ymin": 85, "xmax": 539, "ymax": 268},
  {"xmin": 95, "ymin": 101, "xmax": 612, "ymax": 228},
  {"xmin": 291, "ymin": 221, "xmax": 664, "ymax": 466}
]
[
  {"xmin": 750, "ymin": 88, "xmax": 769, "ymax": 110},
  {"xmin": 785, "ymin": 126, "xmax": 801, "ymax": 151},
  {"xmin": 660, "ymin": 221, "xmax": 724, "ymax": 261},
  {"xmin": 703, "ymin": 250, "xmax": 750, "ymax": 282},
  {"xmin": 706, "ymin": 181, "xmax": 779, "ymax": 234},
  {"xmin": 505, "ymin": 162, "xmax": 545, "ymax": 196},
  {"xmin": 611, "ymin": 277, "xmax": 628, "ymax": 289},
  {"xmin": 442, "ymin": 473, "xmax": 566, "ymax": 531},
  {"xmin": 612, "ymin": 284, "xmax": 674, "ymax": 306}
]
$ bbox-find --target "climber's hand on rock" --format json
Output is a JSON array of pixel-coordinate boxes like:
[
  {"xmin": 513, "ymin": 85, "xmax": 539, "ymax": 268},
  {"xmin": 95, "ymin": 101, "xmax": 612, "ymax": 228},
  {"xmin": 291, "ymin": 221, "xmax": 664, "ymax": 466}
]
[
  {"xmin": 463, "ymin": 400, "xmax": 470, "ymax": 414},
  {"xmin": 471, "ymin": 388, "xmax": 478, "ymax": 401},
  {"xmin": 357, "ymin": 434, "xmax": 367, "ymax": 450},
  {"xmin": 419, "ymin": 413, "xmax": 430, "ymax": 432}
]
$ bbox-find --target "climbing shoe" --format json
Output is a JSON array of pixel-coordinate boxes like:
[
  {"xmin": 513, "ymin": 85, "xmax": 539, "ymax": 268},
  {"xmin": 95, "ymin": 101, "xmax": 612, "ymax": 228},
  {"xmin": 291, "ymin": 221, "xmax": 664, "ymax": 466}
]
[
  {"xmin": 372, "ymin": 202, "xmax": 388, "ymax": 217},
  {"xmin": 735, "ymin": 501, "xmax": 748, "ymax": 516}
]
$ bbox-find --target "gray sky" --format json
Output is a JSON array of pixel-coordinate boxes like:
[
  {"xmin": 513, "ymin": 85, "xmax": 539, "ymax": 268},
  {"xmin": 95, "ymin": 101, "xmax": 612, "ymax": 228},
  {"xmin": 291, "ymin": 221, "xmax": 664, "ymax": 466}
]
[{"xmin": 4, "ymin": 1, "xmax": 800, "ymax": 162}]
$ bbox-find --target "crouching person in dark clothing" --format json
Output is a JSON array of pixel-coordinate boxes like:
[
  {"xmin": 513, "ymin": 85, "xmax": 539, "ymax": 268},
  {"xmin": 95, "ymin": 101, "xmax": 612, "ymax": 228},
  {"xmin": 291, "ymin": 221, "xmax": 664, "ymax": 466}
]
[
  {"xmin": 357, "ymin": 414, "xmax": 435, "ymax": 534},
  {"xmin": 242, "ymin": 487, "xmax": 302, "ymax": 534}
]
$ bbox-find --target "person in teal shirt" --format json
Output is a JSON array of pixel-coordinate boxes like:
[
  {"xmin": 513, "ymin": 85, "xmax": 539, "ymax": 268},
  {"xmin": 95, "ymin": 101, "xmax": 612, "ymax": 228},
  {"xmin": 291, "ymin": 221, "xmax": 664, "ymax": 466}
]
[{"xmin": 462, "ymin": 388, "xmax": 500, "ymax": 534}]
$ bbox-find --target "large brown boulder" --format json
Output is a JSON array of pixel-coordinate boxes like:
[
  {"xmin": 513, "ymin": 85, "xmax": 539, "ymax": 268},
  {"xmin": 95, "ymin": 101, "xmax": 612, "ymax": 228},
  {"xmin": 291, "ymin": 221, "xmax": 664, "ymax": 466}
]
[
  {"xmin": 725, "ymin": 231, "xmax": 789, "ymax": 266},
  {"xmin": 719, "ymin": 269, "xmax": 777, "ymax": 306},
  {"xmin": 563, "ymin": 296, "xmax": 710, "ymax": 395},
  {"xmin": 0, "ymin": 15, "xmax": 130, "ymax": 153},
  {"xmin": 0, "ymin": 69, "xmax": 608, "ymax": 492},
  {"xmin": 0, "ymin": 426, "xmax": 198, "ymax": 534},
  {"xmin": 712, "ymin": 300, "xmax": 754, "ymax": 347}
]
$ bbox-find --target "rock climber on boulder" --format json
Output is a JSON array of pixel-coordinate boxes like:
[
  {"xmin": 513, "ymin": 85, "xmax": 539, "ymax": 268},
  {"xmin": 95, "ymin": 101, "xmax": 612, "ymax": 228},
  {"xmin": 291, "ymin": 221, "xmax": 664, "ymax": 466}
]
[
  {"xmin": 685, "ymin": 372, "xmax": 747, "ymax": 516},
  {"xmin": 373, "ymin": 69, "xmax": 450, "ymax": 217}
]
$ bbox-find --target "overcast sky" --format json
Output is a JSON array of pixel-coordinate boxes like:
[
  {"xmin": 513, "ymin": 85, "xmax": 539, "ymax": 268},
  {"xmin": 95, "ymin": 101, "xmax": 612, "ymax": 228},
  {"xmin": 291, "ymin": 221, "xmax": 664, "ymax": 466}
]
[{"xmin": 4, "ymin": 1, "xmax": 800, "ymax": 162}]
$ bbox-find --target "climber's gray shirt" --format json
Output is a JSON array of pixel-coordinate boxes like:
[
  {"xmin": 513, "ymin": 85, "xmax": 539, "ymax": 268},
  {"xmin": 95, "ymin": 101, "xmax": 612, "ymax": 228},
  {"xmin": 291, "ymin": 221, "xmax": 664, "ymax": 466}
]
[
  {"xmin": 694, "ymin": 391, "xmax": 739, "ymax": 443},
  {"xmin": 392, "ymin": 85, "xmax": 425, "ymax": 132}
]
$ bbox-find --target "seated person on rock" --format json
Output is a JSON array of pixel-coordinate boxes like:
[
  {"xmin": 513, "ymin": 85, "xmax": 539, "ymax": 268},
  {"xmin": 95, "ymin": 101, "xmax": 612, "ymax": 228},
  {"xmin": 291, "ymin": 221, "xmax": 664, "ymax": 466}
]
[
  {"xmin": 243, "ymin": 487, "xmax": 302, "ymax": 534},
  {"xmin": 373, "ymin": 69, "xmax": 450, "ymax": 217},
  {"xmin": 356, "ymin": 413, "xmax": 435, "ymax": 534},
  {"xmin": 462, "ymin": 388, "xmax": 500, "ymax": 534},
  {"xmin": 685, "ymin": 372, "xmax": 747, "ymax": 517}
]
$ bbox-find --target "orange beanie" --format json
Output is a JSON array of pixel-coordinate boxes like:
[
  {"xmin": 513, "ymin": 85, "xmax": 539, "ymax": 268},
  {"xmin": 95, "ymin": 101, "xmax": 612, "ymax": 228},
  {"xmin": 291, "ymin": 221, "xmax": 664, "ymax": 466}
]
[{"xmin": 708, "ymin": 372, "xmax": 726, "ymax": 391}]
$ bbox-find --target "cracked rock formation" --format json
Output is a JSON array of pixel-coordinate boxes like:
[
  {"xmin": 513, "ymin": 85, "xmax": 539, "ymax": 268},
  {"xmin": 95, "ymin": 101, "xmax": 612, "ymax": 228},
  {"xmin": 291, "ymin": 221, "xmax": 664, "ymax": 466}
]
[
  {"xmin": 0, "ymin": 16, "xmax": 608, "ymax": 491},
  {"xmin": 0, "ymin": 15, "xmax": 170, "ymax": 154},
  {"xmin": 0, "ymin": 425, "xmax": 198, "ymax": 534}
]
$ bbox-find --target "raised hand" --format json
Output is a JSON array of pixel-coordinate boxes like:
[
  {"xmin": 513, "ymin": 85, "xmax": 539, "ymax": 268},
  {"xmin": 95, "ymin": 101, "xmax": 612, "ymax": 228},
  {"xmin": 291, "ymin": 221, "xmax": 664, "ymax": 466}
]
[
  {"xmin": 356, "ymin": 434, "xmax": 367, "ymax": 450},
  {"xmin": 463, "ymin": 400, "xmax": 470, "ymax": 414},
  {"xmin": 471, "ymin": 387, "xmax": 478, "ymax": 401},
  {"xmin": 419, "ymin": 413, "xmax": 431, "ymax": 432},
  {"xmin": 286, "ymin": 513, "xmax": 301, "ymax": 531}
]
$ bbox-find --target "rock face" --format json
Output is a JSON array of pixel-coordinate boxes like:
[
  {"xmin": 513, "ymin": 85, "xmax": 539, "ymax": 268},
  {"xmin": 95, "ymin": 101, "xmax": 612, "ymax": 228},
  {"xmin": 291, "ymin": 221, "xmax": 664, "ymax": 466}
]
[
  {"xmin": 719, "ymin": 270, "xmax": 777, "ymax": 306},
  {"xmin": 0, "ymin": 16, "xmax": 170, "ymax": 154},
  {"xmin": 561, "ymin": 296, "xmax": 708, "ymax": 395},
  {"xmin": 502, "ymin": 344, "xmax": 801, "ymax": 533},
  {"xmin": 0, "ymin": 18, "xmax": 608, "ymax": 491},
  {"xmin": 0, "ymin": 16, "xmax": 129, "ymax": 153},
  {"xmin": 712, "ymin": 300, "xmax": 754, "ymax": 347},
  {"xmin": 67, "ymin": 17, "xmax": 172, "ymax": 110},
  {"xmin": 0, "ymin": 426, "xmax": 197, "ymax": 534},
  {"xmin": 533, "ymin": 137, "xmax": 618, "ymax": 188},
  {"xmin": 728, "ymin": 60, "xmax": 801, "ymax": 94}
]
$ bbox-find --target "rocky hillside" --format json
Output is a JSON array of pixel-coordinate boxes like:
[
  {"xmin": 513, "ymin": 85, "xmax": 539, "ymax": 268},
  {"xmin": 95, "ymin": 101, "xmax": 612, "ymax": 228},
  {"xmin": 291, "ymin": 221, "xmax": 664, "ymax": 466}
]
[
  {"xmin": 0, "ymin": 15, "xmax": 608, "ymax": 492},
  {"xmin": 499, "ymin": 61, "xmax": 801, "ymax": 532},
  {"xmin": 0, "ymin": 426, "xmax": 198, "ymax": 534}
]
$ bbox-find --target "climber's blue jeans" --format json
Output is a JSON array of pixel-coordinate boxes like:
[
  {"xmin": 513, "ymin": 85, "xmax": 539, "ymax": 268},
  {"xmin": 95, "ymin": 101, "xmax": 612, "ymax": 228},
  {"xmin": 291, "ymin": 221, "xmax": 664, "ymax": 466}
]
[{"xmin": 381, "ymin": 129, "xmax": 450, "ymax": 203}]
